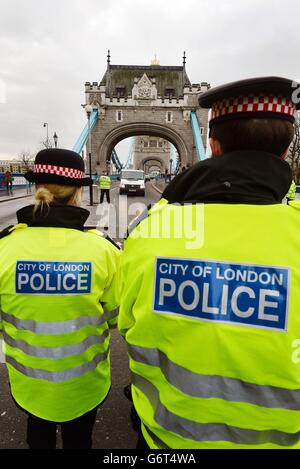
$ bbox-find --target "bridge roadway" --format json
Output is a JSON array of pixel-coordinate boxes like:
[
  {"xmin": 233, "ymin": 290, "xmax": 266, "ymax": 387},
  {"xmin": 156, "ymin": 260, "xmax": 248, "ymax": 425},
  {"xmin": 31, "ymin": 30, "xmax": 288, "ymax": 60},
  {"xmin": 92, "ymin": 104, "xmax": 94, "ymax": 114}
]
[{"xmin": 0, "ymin": 181, "xmax": 162, "ymax": 449}]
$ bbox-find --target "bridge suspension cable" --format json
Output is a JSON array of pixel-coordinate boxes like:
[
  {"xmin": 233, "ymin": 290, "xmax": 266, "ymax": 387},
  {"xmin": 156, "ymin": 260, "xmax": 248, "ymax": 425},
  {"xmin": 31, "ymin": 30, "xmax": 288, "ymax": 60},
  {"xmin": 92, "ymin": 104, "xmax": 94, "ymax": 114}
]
[
  {"xmin": 111, "ymin": 148, "xmax": 123, "ymax": 172},
  {"xmin": 122, "ymin": 137, "xmax": 135, "ymax": 169},
  {"xmin": 190, "ymin": 111, "xmax": 207, "ymax": 161},
  {"xmin": 174, "ymin": 158, "xmax": 181, "ymax": 174},
  {"xmin": 170, "ymin": 144, "xmax": 178, "ymax": 173},
  {"xmin": 73, "ymin": 110, "xmax": 99, "ymax": 154},
  {"xmin": 73, "ymin": 110, "xmax": 122, "ymax": 171}
]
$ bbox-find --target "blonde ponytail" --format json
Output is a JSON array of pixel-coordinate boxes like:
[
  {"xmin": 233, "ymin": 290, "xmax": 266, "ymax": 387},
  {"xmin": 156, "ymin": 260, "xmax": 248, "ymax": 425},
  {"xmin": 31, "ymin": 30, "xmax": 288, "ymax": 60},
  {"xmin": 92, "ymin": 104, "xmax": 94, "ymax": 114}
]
[{"xmin": 33, "ymin": 184, "xmax": 82, "ymax": 214}]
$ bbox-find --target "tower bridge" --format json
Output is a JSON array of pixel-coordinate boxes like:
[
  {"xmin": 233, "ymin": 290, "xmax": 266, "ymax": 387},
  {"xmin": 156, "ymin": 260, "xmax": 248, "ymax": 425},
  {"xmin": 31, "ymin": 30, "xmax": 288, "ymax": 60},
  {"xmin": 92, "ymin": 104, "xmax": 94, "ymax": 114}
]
[{"xmin": 74, "ymin": 52, "xmax": 210, "ymax": 173}]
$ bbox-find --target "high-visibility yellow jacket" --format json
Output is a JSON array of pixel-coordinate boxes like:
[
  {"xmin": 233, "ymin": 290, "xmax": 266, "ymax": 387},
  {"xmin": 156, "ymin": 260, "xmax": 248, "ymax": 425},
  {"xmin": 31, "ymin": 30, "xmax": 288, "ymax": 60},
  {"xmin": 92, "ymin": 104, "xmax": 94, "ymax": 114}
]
[
  {"xmin": 99, "ymin": 175, "xmax": 111, "ymax": 190},
  {"xmin": 119, "ymin": 199, "xmax": 300, "ymax": 449},
  {"xmin": 0, "ymin": 209, "xmax": 121, "ymax": 422},
  {"xmin": 287, "ymin": 181, "xmax": 296, "ymax": 200}
]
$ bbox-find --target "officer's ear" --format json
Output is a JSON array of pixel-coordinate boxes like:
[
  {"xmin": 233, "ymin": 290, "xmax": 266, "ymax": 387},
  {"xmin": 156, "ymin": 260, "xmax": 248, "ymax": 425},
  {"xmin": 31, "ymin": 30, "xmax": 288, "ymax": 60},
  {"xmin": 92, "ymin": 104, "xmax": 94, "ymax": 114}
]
[{"xmin": 209, "ymin": 138, "xmax": 223, "ymax": 157}]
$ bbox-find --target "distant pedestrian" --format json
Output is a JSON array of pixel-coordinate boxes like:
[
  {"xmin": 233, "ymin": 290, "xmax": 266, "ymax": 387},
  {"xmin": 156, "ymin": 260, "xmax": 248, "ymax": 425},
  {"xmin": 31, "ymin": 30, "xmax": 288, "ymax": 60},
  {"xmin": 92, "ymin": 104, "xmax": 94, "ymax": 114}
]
[
  {"xmin": 26, "ymin": 180, "xmax": 32, "ymax": 194},
  {"xmin": 5, "ymin": 171, "xmax": 13, "ymax": 195},
  {"xmin": 99, "ymin": 170, "xmax": 111, "ymax": 203}
]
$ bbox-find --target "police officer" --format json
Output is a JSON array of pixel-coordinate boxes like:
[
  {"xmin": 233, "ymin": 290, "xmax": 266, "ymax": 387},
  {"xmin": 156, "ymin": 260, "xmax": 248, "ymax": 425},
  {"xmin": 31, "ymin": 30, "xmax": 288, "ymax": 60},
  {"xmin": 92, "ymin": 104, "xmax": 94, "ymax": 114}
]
[
  {"xmin": 118, "ymin": 77, "xmax": 300, "ymax": 449},
  {"xmin": 286, "ymin": 179, "xmax": 296, "ymax": 203},
  {"xmin": 0, "ymin": 149, "xmax": 121, "ymax": 449},
  {"xmin": 99, "ymin": 170, "xmax": 111, "ymax": 204}
]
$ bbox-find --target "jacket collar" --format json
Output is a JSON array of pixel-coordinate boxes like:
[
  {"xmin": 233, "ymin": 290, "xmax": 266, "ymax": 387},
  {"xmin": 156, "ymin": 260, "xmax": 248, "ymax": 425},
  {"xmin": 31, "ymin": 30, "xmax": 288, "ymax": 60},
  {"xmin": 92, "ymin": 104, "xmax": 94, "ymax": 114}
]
[
  {"xmin": 163, "ymin": 151, "xmax": 292, "ymax": 205},
  {"xmin": 16, "ymin": 204, "xmax": 90, "ymax": 231}
]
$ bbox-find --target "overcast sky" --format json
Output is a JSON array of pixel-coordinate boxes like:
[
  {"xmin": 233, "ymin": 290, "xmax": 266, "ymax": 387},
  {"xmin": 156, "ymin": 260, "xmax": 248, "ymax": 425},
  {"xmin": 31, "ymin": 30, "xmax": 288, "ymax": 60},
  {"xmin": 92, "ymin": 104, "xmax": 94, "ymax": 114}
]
[{"xmin": 0, "ymin": 0, "xmax": 299, "ymax": 161}]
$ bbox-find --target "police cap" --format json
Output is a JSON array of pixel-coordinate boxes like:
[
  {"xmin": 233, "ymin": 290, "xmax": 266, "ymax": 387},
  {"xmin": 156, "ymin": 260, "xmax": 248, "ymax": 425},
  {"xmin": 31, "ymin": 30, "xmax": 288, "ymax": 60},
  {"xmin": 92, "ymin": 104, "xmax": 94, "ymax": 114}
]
[
  {"xmin": 199, "ymin": 76, "xmax": 300, "ymax": 128},
  {"xmin": 25, "ymin": 148, "xmax": 93, "ymax": 186}
]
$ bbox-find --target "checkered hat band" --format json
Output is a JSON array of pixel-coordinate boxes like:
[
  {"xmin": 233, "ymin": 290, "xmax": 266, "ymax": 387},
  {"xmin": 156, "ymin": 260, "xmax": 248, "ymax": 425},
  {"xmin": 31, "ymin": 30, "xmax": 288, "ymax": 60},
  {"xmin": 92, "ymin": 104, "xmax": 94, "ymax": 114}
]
[
  {"xmin": 34, "ymin": 164, "xmax": 85, "ymax": 179},
  {"xmin": 211, "ymin": 96, "xmax": 295, "ymax": 120}
]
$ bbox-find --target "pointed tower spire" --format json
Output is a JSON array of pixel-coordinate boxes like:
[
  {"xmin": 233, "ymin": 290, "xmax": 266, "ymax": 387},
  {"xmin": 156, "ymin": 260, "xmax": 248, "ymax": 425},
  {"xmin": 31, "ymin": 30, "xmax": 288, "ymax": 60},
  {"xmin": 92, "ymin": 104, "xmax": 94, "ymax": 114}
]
[
  {"xmin": 107, "ymin": 49, "xmax": 111, "ymax": 67},
  {"xmin": 183, "ymin": 51, "xmax": 186, "ymax": 68},
  {"xmin": 151, "ymin": 53, "xmax": 160, "ymax": 66}
]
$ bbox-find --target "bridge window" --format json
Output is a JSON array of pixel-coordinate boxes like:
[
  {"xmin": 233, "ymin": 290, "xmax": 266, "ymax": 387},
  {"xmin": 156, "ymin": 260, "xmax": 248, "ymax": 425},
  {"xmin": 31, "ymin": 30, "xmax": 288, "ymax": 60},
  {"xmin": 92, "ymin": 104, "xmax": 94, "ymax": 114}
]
[
  {"xmin": 116, "ymin": 111, "xmax": 123, "ymax": 122},
  {"xmin": 143, "ymin": 141, "xmax": 149, "ymax": 147},
  {"xmin": 116, "ymin": 87, "xmax": 126, "ymax": 98},
  {"xmin": 158, "ymin": 142, "xmax": 163, "ymax": 147},
  {"xmin": 165, "ymin": 88, "xmax": 175, "ymax": 98},
  {"xmin": 166, "ymin": 111, "xmax": 173, "ymax": 123},
  {"xmin": 150, "ymin": 140, "xmax": 157, "ymax": 148},
  {"xmin": 200, "ymin": 127, "xmax": 204, "ymax": 135}
]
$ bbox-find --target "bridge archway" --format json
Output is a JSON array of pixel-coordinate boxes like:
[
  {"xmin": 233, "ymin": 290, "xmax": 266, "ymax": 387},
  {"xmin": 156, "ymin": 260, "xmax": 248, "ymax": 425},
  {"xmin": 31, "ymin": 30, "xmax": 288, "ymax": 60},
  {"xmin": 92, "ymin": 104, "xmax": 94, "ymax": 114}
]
[
  {"xmin": 139, "ymin": 156, "xmax": 165, "ymax": 172},
  {"xmin": 96, "ymin": 122, "xmax": 188, "ymax": 174},
  {"xmin": 148, "ymin": 164, "xmax": 161, "ymax": 174}
]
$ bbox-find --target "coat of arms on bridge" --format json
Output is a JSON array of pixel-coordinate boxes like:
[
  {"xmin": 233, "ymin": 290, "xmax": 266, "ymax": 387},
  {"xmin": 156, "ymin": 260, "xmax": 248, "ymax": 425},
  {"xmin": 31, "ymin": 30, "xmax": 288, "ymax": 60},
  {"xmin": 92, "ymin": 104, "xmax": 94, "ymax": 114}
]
[{"xmin": 132, "ymin": 73, "xmax": 157, "ymax": 101}]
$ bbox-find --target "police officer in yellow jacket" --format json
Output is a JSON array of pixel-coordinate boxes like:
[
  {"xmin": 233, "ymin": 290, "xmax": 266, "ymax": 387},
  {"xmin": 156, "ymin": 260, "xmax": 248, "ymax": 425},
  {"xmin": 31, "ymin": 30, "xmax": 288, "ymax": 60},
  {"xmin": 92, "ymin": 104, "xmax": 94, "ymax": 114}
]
[
  {"xmin": 286, "ymin": 180, "xmax": 296, "ymax": 203},
  {"xmin": 118, "ymin": 77, "xmax": 300, "ymax": 449},
  {"xmin": 99, "ymin": 171, "xmax": 111, "ymax": 204},
  {"xmin": 0, "ymin": 148, "xmax": 121, "ymax": 449}
]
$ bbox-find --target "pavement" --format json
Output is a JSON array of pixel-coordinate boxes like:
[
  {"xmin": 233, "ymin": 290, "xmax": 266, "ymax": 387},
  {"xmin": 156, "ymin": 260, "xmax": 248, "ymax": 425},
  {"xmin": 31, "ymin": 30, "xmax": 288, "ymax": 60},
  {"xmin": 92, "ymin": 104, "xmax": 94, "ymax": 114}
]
[{"xmin": 0, "ymin": 188, "xmax": 33, "ymax": 203}]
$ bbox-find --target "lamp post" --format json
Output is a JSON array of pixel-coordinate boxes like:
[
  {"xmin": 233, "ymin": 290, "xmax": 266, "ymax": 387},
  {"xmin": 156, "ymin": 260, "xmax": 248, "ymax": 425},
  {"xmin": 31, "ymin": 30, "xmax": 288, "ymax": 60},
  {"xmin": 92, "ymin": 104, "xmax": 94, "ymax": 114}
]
[
  {"xmin": 53, "ymin": 132, "xmax": 58, "ymax": 148},
  {"xmin": 85, "ymin": 104, "xmax": 93, "ymax": 206},
  {"xmin": 169, "ymin": 158, "xmax": 173, "ymax": 181},
  {"xmin": 43, "ymin": 122, "xmax": 49, "ymax": 147}
]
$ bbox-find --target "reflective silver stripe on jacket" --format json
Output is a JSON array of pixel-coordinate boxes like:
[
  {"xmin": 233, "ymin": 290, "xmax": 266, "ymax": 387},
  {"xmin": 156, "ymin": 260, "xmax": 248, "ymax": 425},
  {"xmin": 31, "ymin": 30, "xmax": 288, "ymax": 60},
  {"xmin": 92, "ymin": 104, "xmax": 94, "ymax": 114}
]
[
  {"xmin": 133, "ymin": 373, "xmax": 300, "ymax": 446},
  {"xmin": 1, "ymin": 310, "xmax": 115, "ymax": 335},
  {"xmin": 3, "ymin": 329, "xmax": 109, "ymax": 359},
  {"xmin": 128, "ymin": 344, "xmax": 300, "ymax": 411},
  {"xmin": 6, "ymin": 349, "xmax": 109, "ymax": 382}
]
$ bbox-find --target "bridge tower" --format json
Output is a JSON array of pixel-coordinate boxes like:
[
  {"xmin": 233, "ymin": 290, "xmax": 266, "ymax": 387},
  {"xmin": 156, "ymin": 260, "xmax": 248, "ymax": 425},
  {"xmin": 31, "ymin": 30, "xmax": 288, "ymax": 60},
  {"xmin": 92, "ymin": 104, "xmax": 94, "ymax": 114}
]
[
  {"xmin": 84, "ymin": 51, "xmax": 210, "ymax": 174},
  {"xmin": 133, "ymin": 136, "xmax": 170, "ymax": 173}
]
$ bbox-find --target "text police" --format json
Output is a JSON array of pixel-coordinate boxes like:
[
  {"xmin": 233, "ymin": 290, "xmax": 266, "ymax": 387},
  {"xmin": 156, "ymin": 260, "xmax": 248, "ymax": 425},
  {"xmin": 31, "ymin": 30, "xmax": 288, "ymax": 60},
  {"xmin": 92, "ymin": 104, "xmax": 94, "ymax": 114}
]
[
  {"xmin": 154, "ymin": 257, "xmax": 289, "ymax": 331},
  {"xmin": 16, "ymin": 261, "xmax": 92, "ymax": 294}
]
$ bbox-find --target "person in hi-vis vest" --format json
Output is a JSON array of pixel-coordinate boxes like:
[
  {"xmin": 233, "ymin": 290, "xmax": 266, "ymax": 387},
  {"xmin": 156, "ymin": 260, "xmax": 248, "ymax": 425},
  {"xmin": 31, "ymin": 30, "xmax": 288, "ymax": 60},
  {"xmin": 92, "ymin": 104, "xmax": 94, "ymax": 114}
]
[
  {"xmin": 118, "ymin": 77, "xmax": 300, "ymax": 449},
  {"xmin": 99, "ymin": 171, "xmax": 111, "ymax": 204},
  {"xmin": 0, "ymin": 148, "xmax": 121, "ymax": 449}
]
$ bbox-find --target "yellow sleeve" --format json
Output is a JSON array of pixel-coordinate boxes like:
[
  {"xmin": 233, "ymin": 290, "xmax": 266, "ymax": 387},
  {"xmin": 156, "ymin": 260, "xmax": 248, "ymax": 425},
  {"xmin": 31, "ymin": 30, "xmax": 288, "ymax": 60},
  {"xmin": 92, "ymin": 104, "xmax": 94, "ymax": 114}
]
[
  {"xmin": 117, "ymin": 244, "xmax": 139, "ymax": 337},
  {"xmin": 0, "ymin": 307, "xmax": 4, "ymax": 364},
  {"xmin": 101, "ymin": 244, "xmax": 122, "ymax": 327}
]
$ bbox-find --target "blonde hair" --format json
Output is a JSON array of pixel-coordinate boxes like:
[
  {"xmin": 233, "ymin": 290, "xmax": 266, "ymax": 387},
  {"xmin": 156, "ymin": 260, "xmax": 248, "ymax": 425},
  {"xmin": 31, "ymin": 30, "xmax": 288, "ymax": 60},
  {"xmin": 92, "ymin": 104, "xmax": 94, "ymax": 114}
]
[{"xmin": 34, "ymin": 184, "xmax": 82, "ymax": 214}]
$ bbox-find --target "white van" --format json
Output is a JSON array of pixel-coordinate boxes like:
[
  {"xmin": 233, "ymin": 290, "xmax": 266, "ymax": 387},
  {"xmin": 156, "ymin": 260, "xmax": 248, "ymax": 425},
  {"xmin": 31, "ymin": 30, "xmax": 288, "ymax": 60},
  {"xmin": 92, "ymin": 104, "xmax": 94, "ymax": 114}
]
[{"xmin": 119, "ymin": 170, "xmax": 145, "ymax": 196}]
